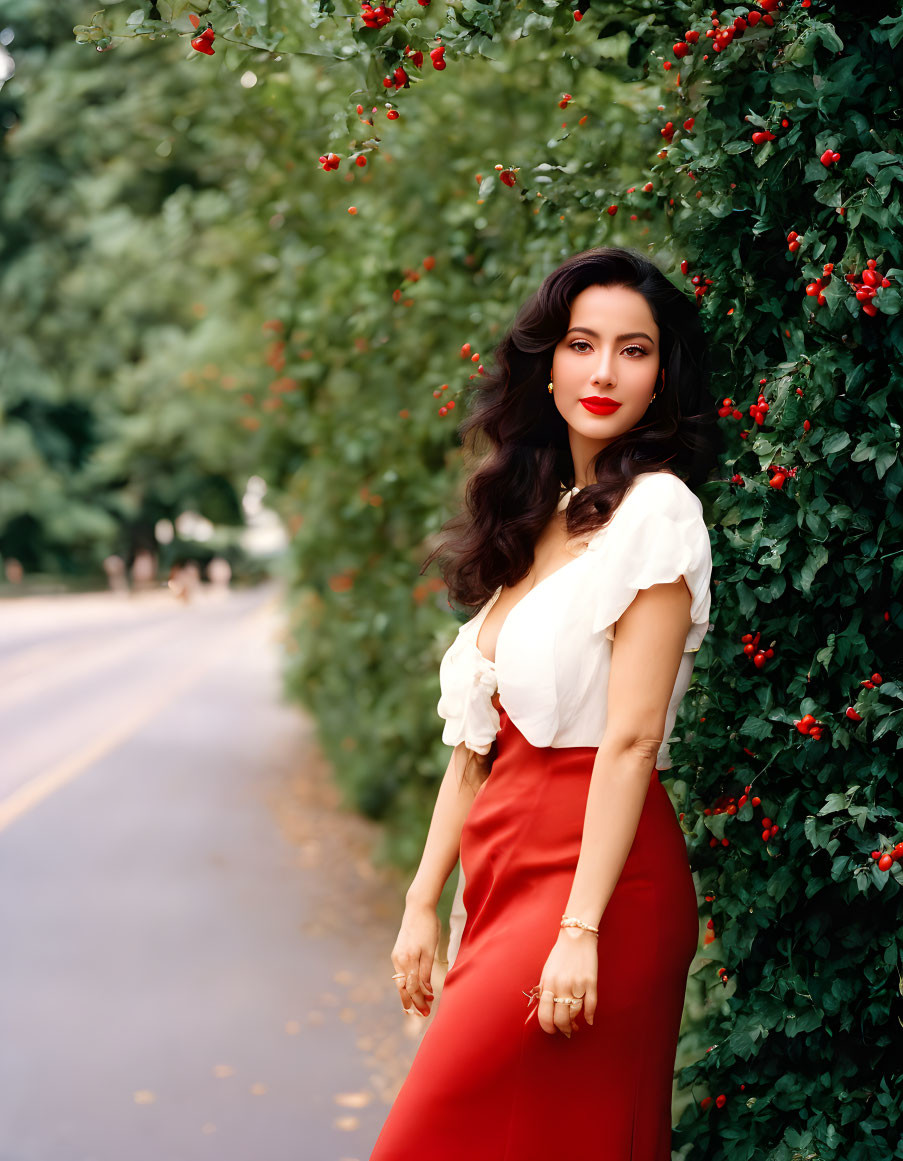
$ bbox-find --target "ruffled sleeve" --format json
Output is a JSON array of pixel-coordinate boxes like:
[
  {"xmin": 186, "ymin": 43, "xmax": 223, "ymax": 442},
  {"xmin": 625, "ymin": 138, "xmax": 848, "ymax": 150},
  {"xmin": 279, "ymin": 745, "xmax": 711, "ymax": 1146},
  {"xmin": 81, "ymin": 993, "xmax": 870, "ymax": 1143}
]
[
  {"xmin": 584, "ymin": 473, "xmax": 712, "ymax": 652},
  {"xmin": 436, "ymin": 627, "xmax": 500, "ymax": 754}
]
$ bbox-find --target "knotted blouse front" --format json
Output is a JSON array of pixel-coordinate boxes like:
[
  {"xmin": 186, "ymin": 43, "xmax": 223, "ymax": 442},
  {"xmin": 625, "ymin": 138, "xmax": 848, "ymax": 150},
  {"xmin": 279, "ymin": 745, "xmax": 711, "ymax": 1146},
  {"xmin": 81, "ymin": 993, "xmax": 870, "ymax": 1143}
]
[{"xmin": 435, "ymin": 470, "xmax": 713, "ymax": 772}]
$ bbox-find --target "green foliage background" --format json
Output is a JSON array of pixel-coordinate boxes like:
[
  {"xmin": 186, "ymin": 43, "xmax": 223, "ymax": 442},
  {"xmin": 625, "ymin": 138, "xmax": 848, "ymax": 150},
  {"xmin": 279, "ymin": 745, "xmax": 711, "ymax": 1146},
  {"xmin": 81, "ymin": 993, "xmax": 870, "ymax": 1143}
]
[
  {"xmin": 3, "ymin": 0, "xmax": 902, "ymax": 1153},
  {"xmin": 0, "ymin": 2, "xmax": 266, "ymax": 575}
]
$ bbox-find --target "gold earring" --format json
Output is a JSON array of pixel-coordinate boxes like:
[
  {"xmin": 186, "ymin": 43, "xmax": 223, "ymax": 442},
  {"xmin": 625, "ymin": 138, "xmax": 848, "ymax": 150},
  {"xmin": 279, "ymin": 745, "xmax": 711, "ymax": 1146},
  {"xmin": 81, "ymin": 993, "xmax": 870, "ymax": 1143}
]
[
  {"xmin": 651, "ymin": 369, "xmax": 664, "ymax": 401},
  {"xmin": 548, "ymin": 381, "xmax": 554, "ymax": 394}
]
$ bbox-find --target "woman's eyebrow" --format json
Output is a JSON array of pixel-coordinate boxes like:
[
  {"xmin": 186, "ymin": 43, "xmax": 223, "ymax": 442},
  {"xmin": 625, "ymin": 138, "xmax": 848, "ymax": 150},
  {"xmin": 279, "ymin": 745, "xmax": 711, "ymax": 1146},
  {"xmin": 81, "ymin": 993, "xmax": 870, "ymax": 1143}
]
[{"xmin": 565, "ymin": 327, "xmax": 655, "ymax": 343}]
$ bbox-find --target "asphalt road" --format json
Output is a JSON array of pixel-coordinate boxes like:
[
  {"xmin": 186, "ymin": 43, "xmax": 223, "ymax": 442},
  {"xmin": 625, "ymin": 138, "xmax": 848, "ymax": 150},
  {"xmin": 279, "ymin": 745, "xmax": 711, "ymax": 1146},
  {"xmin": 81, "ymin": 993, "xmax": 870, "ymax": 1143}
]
[{"xmin": 0, "ymin": 582, "xmax": 426, "ymax": 1161}]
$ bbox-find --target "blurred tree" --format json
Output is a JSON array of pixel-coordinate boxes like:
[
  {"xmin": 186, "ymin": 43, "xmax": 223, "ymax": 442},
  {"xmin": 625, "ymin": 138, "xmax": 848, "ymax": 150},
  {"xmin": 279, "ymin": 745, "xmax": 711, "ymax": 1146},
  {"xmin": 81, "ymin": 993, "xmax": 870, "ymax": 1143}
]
[{"xmin": 0, "ymin": 0, "xmax": 259, "ymax": 574}]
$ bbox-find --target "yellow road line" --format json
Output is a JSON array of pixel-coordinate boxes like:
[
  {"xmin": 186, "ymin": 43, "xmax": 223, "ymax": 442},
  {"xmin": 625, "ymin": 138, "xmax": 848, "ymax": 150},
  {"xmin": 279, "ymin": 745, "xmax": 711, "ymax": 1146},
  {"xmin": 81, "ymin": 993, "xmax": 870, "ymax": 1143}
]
[{"xmin": 0, "ymin": 600, "xmax": 277, "ymax": 835}]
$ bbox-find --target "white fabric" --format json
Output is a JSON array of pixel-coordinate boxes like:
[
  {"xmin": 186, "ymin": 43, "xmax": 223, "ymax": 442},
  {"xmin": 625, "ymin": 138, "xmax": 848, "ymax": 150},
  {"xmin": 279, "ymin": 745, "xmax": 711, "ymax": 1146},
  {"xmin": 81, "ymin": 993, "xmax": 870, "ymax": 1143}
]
[{"xmin": 435, "ymin": 471, "xmax": 713, "ymax": 771}]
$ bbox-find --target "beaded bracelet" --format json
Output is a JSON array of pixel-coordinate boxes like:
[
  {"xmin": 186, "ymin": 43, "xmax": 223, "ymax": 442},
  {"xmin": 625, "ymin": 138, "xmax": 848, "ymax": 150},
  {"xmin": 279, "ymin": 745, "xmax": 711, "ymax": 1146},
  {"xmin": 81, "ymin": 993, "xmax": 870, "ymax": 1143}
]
[{"xmin": 560, "ymin": 914, "xmax": 600, "ymax": 935}]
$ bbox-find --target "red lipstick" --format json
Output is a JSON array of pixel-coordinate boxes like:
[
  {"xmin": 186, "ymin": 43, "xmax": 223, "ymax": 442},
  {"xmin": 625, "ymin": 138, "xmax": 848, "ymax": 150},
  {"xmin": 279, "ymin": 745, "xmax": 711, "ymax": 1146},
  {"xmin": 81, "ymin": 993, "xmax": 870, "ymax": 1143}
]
[{"xmin": 580, "ymin": 396, "xmax": 622, "ymax": 416}]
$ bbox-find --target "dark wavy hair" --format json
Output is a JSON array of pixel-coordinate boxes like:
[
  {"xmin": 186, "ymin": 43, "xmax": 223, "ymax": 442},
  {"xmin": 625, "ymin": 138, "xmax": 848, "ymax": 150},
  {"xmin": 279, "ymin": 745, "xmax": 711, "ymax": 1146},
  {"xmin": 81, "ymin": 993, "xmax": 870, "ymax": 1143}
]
[{"xmin": 423, "ymin": 245, "xmax": 723, "ymax": 617}]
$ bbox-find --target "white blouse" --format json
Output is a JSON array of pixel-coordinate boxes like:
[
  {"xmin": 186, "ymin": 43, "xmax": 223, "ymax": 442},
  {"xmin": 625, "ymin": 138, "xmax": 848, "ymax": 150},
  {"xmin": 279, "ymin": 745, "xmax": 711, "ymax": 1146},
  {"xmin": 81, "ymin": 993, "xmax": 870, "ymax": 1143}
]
[{"xmin": 435, "ymin": 471, "xmax": 713, "ymax": 772}]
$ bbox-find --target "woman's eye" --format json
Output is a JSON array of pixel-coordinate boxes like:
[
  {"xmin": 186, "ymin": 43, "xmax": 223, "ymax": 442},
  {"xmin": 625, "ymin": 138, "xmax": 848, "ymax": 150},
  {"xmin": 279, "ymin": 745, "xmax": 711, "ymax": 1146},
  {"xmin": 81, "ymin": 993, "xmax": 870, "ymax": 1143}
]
[{"xmin": 568, "ymin": 340, "xmax": 647, "ymax": 356}]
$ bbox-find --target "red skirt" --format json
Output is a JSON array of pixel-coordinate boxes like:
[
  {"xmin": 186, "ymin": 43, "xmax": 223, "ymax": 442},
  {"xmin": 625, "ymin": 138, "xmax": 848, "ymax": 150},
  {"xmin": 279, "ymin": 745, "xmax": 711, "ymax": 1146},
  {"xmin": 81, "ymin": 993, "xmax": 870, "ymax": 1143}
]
[{"xmin": 370, "ymin": 705, "xmax": 699, "ymax": 1161}]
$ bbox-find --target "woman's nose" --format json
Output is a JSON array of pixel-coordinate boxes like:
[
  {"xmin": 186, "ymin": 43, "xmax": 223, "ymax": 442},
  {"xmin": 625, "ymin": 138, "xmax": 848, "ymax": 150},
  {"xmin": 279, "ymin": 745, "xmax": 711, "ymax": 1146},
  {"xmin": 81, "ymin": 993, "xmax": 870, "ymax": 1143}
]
[{"xmin": 590, "ymin": 360, "xmax": 615, "ymax": 385}]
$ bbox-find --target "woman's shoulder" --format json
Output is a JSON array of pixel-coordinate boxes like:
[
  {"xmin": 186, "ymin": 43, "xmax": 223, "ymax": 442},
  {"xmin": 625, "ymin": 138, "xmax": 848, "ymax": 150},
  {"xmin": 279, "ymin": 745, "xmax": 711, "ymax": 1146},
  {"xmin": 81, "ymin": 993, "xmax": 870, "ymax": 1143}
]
[
  {"xmin": 625, "ymin": 469, "xmax": 702, "ymax": 513},
  {"xmin": 582, "ymin": 471, "xmax": 703, "ymax": 554}
]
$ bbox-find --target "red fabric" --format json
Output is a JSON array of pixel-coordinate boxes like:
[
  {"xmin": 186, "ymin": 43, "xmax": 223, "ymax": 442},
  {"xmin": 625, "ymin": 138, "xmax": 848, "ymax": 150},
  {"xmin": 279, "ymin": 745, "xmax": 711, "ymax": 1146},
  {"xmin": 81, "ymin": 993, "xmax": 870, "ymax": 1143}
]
[{"xmin": 370, "ymin": 706, "xmax": 699, "ymax": 1160}]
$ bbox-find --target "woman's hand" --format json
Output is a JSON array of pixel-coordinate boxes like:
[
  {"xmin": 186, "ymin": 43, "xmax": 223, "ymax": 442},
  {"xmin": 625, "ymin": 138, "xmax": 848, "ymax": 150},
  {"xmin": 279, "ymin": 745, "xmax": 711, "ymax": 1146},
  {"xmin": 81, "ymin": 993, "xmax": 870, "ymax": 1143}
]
[
  {"xmin": 390, "ymin": 898, "xmax": 440, "ymax": 1017},
  {"xmin": 532, "ymin": 927, "xmax": 598, "ymax": 1037}
]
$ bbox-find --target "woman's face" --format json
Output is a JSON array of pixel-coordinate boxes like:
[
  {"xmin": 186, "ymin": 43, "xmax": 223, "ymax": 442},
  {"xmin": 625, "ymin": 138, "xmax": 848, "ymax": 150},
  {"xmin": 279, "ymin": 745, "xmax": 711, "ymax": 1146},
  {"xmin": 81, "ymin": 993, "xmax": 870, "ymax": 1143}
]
[{"xmin": 550, "ymin": 283, "xmax": 661, "ymax": 474}]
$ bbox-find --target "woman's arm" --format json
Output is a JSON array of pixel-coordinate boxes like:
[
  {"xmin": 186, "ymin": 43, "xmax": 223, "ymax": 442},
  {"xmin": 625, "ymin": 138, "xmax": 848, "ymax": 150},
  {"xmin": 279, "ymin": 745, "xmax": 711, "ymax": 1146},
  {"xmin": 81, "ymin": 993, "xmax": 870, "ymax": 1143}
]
[
  {"xmin": 565, "ymin": 576, "xmax": 693, "ymax": 927},
  {"xmin": 530, "ymin": 576, "xmax": 696, "ymax": 1036},
  {"xmin": 405, "ymin": 742, "xmax": 482, "ymax": 908},
  {"xmin": 391, "ymin": 744, "xmax": 482, "ymax": 1017}
]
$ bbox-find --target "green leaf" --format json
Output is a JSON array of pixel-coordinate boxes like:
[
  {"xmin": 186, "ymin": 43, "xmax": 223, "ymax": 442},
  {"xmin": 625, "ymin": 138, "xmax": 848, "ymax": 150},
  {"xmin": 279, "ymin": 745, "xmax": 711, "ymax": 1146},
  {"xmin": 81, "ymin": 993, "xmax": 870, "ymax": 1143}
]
[
  {"xmin": 822, "ymin": 432, "xmax": 851, "ymax": 454},
  {"xmin": 766, "ymin": 865, "xmax": 795, "ymax": 903},
  {"xmin": 818, "ymin": 792, "xmax": 856, "ymax": 816},
  {"xmin": 738, "ymin": 715, "xmax": 773, "ymax": 741},
  {"xmin": 799, "ymin": 545, "xmax": 829, "ymax": 593},
  {"xmin": 876, "ymin": 13, "xmax": 903, "ymax": 49}
]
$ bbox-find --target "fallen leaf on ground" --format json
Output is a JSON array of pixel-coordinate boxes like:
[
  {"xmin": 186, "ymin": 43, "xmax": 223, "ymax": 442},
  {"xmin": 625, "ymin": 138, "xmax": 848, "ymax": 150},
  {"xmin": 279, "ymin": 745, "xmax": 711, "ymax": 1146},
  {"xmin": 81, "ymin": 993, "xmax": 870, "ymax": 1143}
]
[{"xmin": 334, "ymin": 1090, "xmax": 372, "ymax": 1108}]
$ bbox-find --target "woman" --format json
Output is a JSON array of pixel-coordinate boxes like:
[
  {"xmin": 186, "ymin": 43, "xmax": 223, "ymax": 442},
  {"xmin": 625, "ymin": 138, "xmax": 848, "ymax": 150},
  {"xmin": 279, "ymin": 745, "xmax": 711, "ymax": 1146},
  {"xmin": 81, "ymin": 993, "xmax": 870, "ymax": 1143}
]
[{"xmin": 370, "ymin": 246, "xmax": 723, "ymax": 1160}]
